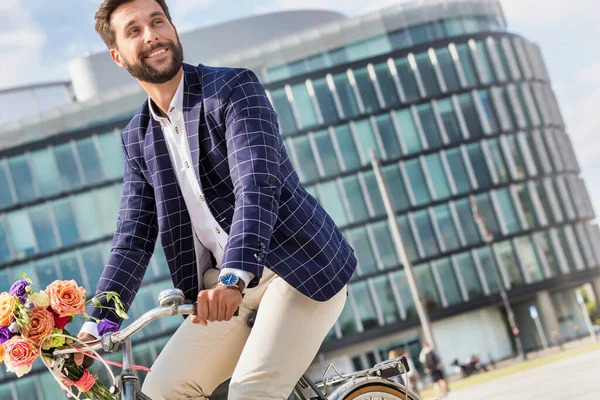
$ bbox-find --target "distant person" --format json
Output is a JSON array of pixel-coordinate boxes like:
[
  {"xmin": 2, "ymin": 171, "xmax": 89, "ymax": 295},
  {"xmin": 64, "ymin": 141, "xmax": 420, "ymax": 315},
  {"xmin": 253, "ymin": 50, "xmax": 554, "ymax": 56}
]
[
  {"xmin": 400, "ymin": 351, "xmax": 420, "ymax": 395},
  {"xmin": 419, "ymin": 342, "xmax": 448, "ymax": 398},
  {"xmin": 387, "ymin": 349, "xmax": 405, "ymax": 385}
]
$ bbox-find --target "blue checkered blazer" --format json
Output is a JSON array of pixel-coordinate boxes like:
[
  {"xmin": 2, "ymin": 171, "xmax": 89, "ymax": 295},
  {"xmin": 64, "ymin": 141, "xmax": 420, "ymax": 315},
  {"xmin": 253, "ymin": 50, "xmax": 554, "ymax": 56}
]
[{"xmin": 90, "ymin": 63, "xmax": 357, "ymax": 323}]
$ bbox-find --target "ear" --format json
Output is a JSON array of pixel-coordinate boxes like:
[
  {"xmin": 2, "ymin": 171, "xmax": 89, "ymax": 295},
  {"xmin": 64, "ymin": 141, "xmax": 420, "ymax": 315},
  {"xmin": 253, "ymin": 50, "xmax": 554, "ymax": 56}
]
[{"xmin": 110, "ymin": 48, "xmax": 126, "ymax": 68}]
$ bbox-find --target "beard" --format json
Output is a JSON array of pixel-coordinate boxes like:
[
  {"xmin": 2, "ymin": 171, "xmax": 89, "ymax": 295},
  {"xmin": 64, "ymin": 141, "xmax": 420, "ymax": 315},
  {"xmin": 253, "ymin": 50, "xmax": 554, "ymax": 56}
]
[{"xmin": 122, "ymin": 38, "xmax": 184, "ymax": 84}]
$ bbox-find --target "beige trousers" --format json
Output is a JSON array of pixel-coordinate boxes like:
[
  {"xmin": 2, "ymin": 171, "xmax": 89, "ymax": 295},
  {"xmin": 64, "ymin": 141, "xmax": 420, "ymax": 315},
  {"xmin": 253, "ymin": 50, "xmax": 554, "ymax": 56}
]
[{"xmin": 141, "ymin": 268, "xmax": 346, "ymax": 399}]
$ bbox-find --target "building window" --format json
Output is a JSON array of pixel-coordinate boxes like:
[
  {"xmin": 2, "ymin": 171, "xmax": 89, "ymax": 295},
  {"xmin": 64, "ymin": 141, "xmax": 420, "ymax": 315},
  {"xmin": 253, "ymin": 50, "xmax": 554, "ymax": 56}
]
[
  {"xmin": 35, "ymin": 257, "xmax": 59, "ymax": 289},
  {"xmin": 413, "ymin": 210, "xmax": 440, "ymax": 258},
  {"xmin": 404, "ymin": 159, "xmax": 431, "ymax": 206},
  {"xmin": 52, "ymin": 198, "xmax": 80, "ymax": 247},
  {"xmin": 269, "ymin": 88, "xmax": 297, "ymax": 136},
  {"xmin": 477, "ymin": 90, "xmax": 499, "ymax": 133},
  {"xmin": 7, "ymin": 155, "xmax": 37, "ymax": 202},
  {"xmin": 290, "ymin": 136, "xmax": 319, "ymax": 182},
  {"xmin": 371, "ymin": 221, "xmax": 399, "ymax": 269},
  {"xmin": 348, "ymin": 227, "xmax": 378, "ymax": 275},
  {"xmin": 408, "ymin": 24, "xmax": 432, "ymax": 45},
  {"xmin": 372, "ymin": 275, "xmax": 401, "ymax": 324},
  {"xmin": 399, "ymin": 215, "xmax": 419, "ymax": 262},
  {"xmin": 76, "ymin": 137, "xmax": 105, "ymax": 185},
  {"xmin": 72, "ymin": 191, "xmax": 104, "ymax": 242},
  {"xmin": 341, "ymin": 176, "xmax": 369, "ymax": 223},
  {"xmin": 353, "ymin": 119, "xmax": 381, "ymax": 165},
  {"xmin": 433, "ymin": 204, "xmax": 460, "ymax": 250},
  {"xmin": 416, "ymin": 104, "xmax": 443, "ymax": 149},
  {"xmin": 455, "ymin": 252, "xmax": 484, "ymax": 298},
  {"xmin": 395, "ymin": 58, "xmax": 420, "ymax": 102},
  {"xmin": 373, "ymin": 62, "xmax": 401, "ymax": 107},
  {"xmin": 458, "ymin": 93, "xmax": 484, "ymax": 139},
  {"xmin": 291, "ymin": 83, "xmax": 319, "ymax": 129},
  {"xmin": 437, "ymin": 98, "xmax": 463, "ymax": 144},
  {"xmin": 338, "ymin": 299, "xmax": 359, "ymax": 336},
  {"xmin": 394, "ymin": 109, "xmax": 422, "ymax": 155},
  {"xmin": 382, "ymin": 164, "xmax": 411, "ymax": 212},
  {"xmin": 333, "ymin": 72, "xmax": 360, "ymax": 119},
  {"xmin": 318, "ymin": 181, "xmax": 348, "ymax": 227},
  {"xmin": 455, "ymin": 43, "xmax": 479, "ymax": 87},
  {"xmin": 350, "ymin": 281, "xmax": 379, "ymax": 329},
  {"xmin": 415, "ymin": 52, "xmax": 441, "ymax": 97},
  {"xmin": 375, "ymin": 114, "xmax": 402, "ymax": 160},
  {"xmin": 353, "ymin": 67, "xmax": 381, "ymax": 113},
  {"xmin": 392, "ymin": 269, "xmax": 416, "ymax": 318},
  {"xmin": 476, "ymin": 247, "xmax": 502, "ymax": 293},
  {"xmin": 495, "ymin": 241, "xmax": 524, "ymax": 287},
  {"xmin": 312, "ymin": 129, "xmax": 340, "ymax": 178},
  {"xmin": 0, "ymin": 218, "xmax": 12, "ymax": 263},
  {"xmin": 466, "ymin": 143, "xmax": 492, "ymax": 189},
  {"xmin": 312, "ymin": 78, "xmax": 339, "ymax": 125},
  {"xmin": 424, "ymin": 154, "xmax": 451, "ymax": 200},
  {"xmin": 474, "ymin": 193, "xmax": 501, "ymax": 237},
  {"xmin": 433, "ymin": 259, "xmax": 462, "ymax": 306},
  {"xmin": 454, "ymin": 199, "xmax": 481, "ymax": 246},
  {"xmin": 505, "ymin": 135, "xmax": 527, "ymax": 179},
  {"xmin": 534, "ymin": 232, "xmax": 560, "ymax": 277},
  {"xmin": 514, "ymin": 184, "xmax": 538, "ymax": 228},
  {"xmin": 487, "ymin": 139, "xmax": 509, "ymax": 183},
  {"xmin": 334, "ymin": 125, "xmax": 361, "ymax": 172},
  {"xmin": 445, "ymin": 149, "xmax": 471, "ymax": 194},
  {"xmin": 515, "ymin": 236, "xmax": 544, "ymax": 283},
  {"xmin": 96, "ymin": 132, "xmax": 124, "ymax": 180},
  {"xmin": 362, "ymin": 171, "xmax": 386, "ymax": 217},
  {"xmin": 436, "ymin": 48, "xmax": 460, "ymax": 92},
  {"xmin": 414, "ymin": 264, "xmax": 441, "ymax": 312},
  {"xmin": 6, "ymin": 210, "xmax": 37, "ymax": 258},
  {"xmin": 29, "ymin": 204, "xmax": 58, "ymax": 253},
  {"xmin": 80, "ymin": 244, "xmax": 108, "ymax": 294},
  {"xmin": 0, "ymin": 163, "xmax": 15, "ymax": 208},
  {"xmin": 495, "ymin": 189, "xmax": 521, "ymax": 234},
  {"xmin": 474, "ymin": 41, "xmax": 496, "ymax": 84}
]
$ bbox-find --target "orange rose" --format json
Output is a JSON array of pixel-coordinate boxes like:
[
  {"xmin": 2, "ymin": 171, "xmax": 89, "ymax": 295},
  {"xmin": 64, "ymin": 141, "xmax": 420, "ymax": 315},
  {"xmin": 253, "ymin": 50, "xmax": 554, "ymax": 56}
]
[
  {"xmin": 46, "ymin": 280, "xmax": 86, "ymax": 318},
  {"xmin": 0, "ymin": 293, "xmax": 15, "ymax": 327},
  {"xmin": 0, "ymin": 342, "xmax": 4, "ymax": 363},
  {"xmin": 3, "ymin": 336, "xmax": 38, "ymax": 377},
  {"xmin": 21, "ymin": 307, "xmax": 54, "ymax": 346}
]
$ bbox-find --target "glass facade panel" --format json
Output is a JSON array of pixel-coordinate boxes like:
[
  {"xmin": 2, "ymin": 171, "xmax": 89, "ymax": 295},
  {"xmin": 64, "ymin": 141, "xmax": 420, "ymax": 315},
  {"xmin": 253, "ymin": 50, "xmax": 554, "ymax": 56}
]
[
  {"xmin": 515, "ymin": 236, "xmax": 544, "ymax": 282},
  {"xmin": 350, "ymin": 281, "xmax": 379, "ymax": 329},
  {"xmin": 0, "ymin": 218, "xmax": 11, "ymax": 263},
  {"xmin": 371, "ymin": 221, "xmax": 399, "ymax": 269},
  {"xmin": 313, "ymin": 130, "xmax": 340, "ymax": 177},
  {"xmin": 334, "ymin": 125, "xmax": 361, "ymax": 172},
  {"xmin": 434, "ymin": 259, "xmax": 462, "ymax": 305},
  {"xmin": 7, "ymin": 155, "xmax": 37, "ymax": 202},
  {"xmin": 80, "ymin": 244, "xmax": 107, "ymax": 293},
  {"xmin": 434, "ymin": 204, "xmax": 460, "ymax": 251},
  {"xmin": 454, "ymin": 199, "xmax": 481, "ymax": 245},
  {"xmin": 97, "ymin": 132, "xmax": 124, "ymax": 180},
  {"xmin": 395, "ymin": 58, "xmax": 420, "ymax": 102},
  {"xmin": 372, "ymin": 275, "xmax": 401, "ymax": 324},
  {"xmin": 333, "ymin": 72, "xmax": 360, "ymax": 118},
  {"xmin": 353, "ymin": 119, "xmax": 380, "ymax": 163},
  {"xmin": 437, "ymin": 99, "xmax": 463, "ymax": 144},
  {"xmin": 354, "ymin": 67, "xmax": 380, "ymax": 113},
  {"xmin": 291, "ymin": 83, "xmax": 319, "ymax": 129},
  {"xmin": 52, "ymin": 198, "xmax": 80, "ymax": 247},
  {"xmin": 362, "ymin": 171, "xmax": 386, "ymax": 217},
  {"xmin": 376, "ymin": 114, "xmax": 402, "ymax": 160},
  {"xmin": 59, "ymin": 251, "xmax": 85, "ymax": 289},
  {"xmin": 398, "ymin": 215, "xmax": 419, "ymax": 262},
  {"xmin": 495, "ymin": 188, "xmax": 520, "ymax": 234},
  {"xmin": 35, "ymin": 257, "xmax": 59, "ymax": 289},
  {"xmin": 30, "ymin": 147, "xmax": 62, "ymax": 196},
  {"xmin": 436, "ymin": 48, "xmax": 460, "ymax": 92},
  {"xmin": 373, "ymin": 63, "xmax": 400, "ymax": 107},
  {"xmin": 404, "ymin": 159, "xmax": 430, "ymax": 206},
  {"xmin": 338, "ymin": 299, "xmax": 359, "ymax": 336},
  {"xmin": 506, "ymin": 135, "xmax": 527, "ymax": 179},
  {"xmin": 475, "ymin": 41, "xmax": 495, "ymax": 84},
  {"xmin": 496, "ymin": 241, "xmax": 524, "ymax": 287},
  {"xmin": 417, "ymin": 104, "xmax": 443, "ymax": 149},
  {"xmin": 54, "ymin": 142, "xmax": 83, "ymax": 190},
  {"xmin": 456, "ymin": 44, "xmax": 478, "ymax": 87},
  {"xmin": 414, "ymin": 264, "xmax": 441, "ymax": 312},
  {"xmin": 76, "ymin": 137, "xmax": 105, "ymax": 185},
  {"xmin": 536, "ymin": 232, "xmax": 561, "ymax": 277},
  {"xmin": 96, "ymin": 185, "xmax": 121, "ymax": 235},
  {"xmin": 515, "ymin": 184, "xmax": 538, "ymax": 228},
  {"xmin": 382, "ymin": 165, "xmax": 410, "ymax": 212},
  {"xmin": 413, "ymin": 210, "xmax": 439, "ymax": 257},
  {"xmin": 291, "ymin": 136, "xmax": 319, "ymax": 182},
  {"xmin": 445, "ymin": 149, "xmax": 471, "ymax": 194},
  {"xmin": 415, "ymin": 53, "xmax": 440, "ymax": 97},
  {"xmin": 29, "ymin": 203, "xmax": 58, "ymax": 252},
  {"xmin": 270, "ymin": 88, "xmax": 297, "ymax": 135},
  {"xmin": 455, "ymin": 252, "xmax": 484, "ymax": 298},
  {"xmin": 341, "ymin": 176, "xmax": 369, "ymax": 223},
  {"xmin": 6, "ymin": 210, "xmax": 36, "ymax": 258},
  {"xmin": 0, "ymin": 163, "xmax": 14, "ymax": 208},
  {"xmin": 392, "ymin": 269, "xmax": 416, "ymax": 318},
  {"xmin": 394, "ymin": 109, "xmax": 422, "ymax": 155},
  {"xmin": 312, "ymin": 78, "xmax": 339, "ymax": 125},
  {"xmin": 424, "ymin": 154, "xmax": 451, "ymax": 200},
  {"xmin": 466, "ymin": 143, "xmax": 492, "ymax": 189},
  {"xmin": 13, "ymin": 377, "xmax": 37, "ymax": 400},
  {"xmin": 458, "ymin": 94, "xmax": 484, "ymax": 139},
  {"xmin": 318, "ymin": 181, "xmax": 348, "ymax": 227},
  {"xmin": 475, "ymin": 193, "xmax": 501, "ymax": 237},
  {"xmin": 72, "ymin": 191, "xmax": 104, "ymax": 242},
  {"xmin": 476, "ymin": 247, "xmax": 502, "ymax": 293},
  {"xmin": 487, "ymin": 140, "xmax": 509, "ymax": 183},
  {"xmin": 478, "ymin": 90, "xmax": 499, "ymax": 132}
]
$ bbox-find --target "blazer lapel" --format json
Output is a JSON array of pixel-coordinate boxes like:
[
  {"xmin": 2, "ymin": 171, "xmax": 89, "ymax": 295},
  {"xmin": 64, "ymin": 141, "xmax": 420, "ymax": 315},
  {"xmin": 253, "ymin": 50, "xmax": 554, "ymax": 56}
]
[{"xmin": 182, "ymin": 64, "xmax": 204, "ymax": 183}]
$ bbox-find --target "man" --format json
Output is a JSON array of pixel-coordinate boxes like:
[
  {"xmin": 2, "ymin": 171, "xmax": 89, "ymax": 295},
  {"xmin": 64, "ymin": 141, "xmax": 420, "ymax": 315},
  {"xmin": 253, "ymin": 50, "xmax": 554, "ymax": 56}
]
[
  {"xmin": 419, "ymin": 343, "xmax": 448, "ymax": 398},
  {"xmin": 75, "ymin": 0, "xmax": 357, "ymax": 398}
]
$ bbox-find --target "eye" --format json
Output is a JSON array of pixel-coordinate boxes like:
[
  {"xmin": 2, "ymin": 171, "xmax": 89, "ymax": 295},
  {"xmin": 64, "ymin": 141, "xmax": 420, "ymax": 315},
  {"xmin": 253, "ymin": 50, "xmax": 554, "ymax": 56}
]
[
  {"xmin": 128, "ymin": 27, "xmax": 139, "ymax": 37},
  {"xmin": 153, "ymin": 19, "xmax": 163, "ymax": 26}
]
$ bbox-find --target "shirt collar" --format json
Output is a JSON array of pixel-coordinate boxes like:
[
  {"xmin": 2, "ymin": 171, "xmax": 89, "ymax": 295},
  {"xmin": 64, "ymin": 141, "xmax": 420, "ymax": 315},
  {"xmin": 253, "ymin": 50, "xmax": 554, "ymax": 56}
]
[{"xmin": 149, "ymin": 72, "xmax": 185, "ymax": 122}]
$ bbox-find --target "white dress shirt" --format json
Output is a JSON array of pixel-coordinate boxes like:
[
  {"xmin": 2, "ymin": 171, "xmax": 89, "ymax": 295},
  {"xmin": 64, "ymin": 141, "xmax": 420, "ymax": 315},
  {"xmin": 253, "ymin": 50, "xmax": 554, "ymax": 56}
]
[{"xmin": 81, "ymin": 75, "xmax": 253, "ymax": 338}]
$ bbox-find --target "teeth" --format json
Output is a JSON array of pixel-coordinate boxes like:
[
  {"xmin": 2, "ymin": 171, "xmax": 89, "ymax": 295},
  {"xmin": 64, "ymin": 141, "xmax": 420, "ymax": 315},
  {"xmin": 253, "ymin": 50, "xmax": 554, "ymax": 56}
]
[{"xmin": 148, "ymin": 49, "xmax": 166, "ymax": 58}]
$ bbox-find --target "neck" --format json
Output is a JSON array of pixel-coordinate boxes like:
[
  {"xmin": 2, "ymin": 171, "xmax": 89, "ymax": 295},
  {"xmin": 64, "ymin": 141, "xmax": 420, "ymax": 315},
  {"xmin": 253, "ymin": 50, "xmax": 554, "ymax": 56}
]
[{"xmin": 140, "ymin": 67, "xmax": 184, "ymax": 116}]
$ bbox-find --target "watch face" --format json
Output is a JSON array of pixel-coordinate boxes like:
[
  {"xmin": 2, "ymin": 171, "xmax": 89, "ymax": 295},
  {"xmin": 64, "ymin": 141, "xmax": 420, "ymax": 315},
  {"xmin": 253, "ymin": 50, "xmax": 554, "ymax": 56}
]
[{"xmin": 220, "ymin": 274, "xmax": 239, "ymax": 286}]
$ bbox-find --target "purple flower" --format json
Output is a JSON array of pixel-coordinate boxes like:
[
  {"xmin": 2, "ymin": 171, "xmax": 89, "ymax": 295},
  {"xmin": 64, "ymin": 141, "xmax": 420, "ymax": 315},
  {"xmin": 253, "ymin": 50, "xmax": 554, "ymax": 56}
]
[
  {"xmin": 0, "ymin": 326, "xmax": 13, "ymax": 343},
  {"xmin": 9, "ymin": 280, "xmax": 30, "ymax": 305},
  {"xmin": 97, "ymin": 319, "xmax": 119, "ymax": 336}
]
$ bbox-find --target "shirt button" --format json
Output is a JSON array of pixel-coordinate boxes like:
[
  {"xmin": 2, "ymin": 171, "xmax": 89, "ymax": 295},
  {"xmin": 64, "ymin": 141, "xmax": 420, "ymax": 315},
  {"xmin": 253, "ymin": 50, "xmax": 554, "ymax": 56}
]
[
  {"xmin": 199, "ymin": 194, "xmax": 204, "ymax": 202},
  {"xmin": 185, "ymin": 161, "xmax": 190, "ymax": 168},
  {"xmin": 215, "ymin": 227, "xmax": 221, "ymax": 234},
  {"xmin": 175, "ymin": 127, "xmax": 179, "ymax": 134}
]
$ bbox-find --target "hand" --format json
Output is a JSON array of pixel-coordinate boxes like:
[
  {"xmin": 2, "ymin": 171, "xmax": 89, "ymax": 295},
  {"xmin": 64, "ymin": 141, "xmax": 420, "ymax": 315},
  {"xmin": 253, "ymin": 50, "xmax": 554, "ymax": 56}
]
[
  {"xmin": 191, "ymin": 285, "xmax": 243, "ymax": 326},
  {"xmin": 73, "ymin": 332, "xmax": 97, "ymax": 367}
]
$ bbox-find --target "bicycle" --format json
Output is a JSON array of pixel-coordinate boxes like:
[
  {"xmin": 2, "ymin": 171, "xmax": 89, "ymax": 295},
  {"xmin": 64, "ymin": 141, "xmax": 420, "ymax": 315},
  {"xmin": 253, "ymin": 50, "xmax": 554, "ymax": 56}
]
[{"xmin": 52, "ymin": 289, "xmax": 421, "ymax": 400}]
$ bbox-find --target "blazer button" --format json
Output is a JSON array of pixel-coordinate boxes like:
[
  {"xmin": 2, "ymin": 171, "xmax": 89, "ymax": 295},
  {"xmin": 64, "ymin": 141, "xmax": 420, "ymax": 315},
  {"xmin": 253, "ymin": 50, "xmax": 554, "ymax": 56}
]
[
  {"xmin": 215, "ymin": 227, "xmax": 220, "ymax": 234},
  {"xmin": 175, "ymin": 127, "xmax": 179, "ymax": 134},
  {"xmin": 185, "ymin": 161, "xmax": 190, "ymax": 168},
  {"xmin": 199, "ymin": 194, "xmax": 204, "ymax": 202}
]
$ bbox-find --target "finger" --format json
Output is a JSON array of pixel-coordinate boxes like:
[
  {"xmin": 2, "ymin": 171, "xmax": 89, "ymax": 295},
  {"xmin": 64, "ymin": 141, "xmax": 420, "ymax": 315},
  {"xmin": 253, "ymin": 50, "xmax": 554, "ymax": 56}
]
[
  {"xmin": 196, "ymin": 294, "xmax": 209, "ymax": 325},
  {"xmin": 225, "ymin": 303, "xmax": 236, "ymax": 321},
  {"xmin": 207, "ymin": 291, "xmax": 218, "ymax": 322},
  {"xmin": 217, "ymin": 297, "xmax": 226, "ymax": 322},
  {"xmin": 74, "ymin": 354, "xmax": 83, "ymax": 366}
]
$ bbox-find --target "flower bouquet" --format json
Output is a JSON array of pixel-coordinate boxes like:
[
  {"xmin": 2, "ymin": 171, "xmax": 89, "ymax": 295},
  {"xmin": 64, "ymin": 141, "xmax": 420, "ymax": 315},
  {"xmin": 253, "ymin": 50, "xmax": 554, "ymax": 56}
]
[{"xmin": 0, "ymin": 274, "xmax": 128, "ymax": 399}]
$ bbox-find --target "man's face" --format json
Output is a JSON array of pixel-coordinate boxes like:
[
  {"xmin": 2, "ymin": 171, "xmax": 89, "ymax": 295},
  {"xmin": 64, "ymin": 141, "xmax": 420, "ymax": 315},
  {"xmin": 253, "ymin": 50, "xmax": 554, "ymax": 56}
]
[{"xmin": 109, "ymin": 0, "xmax": 183, "ymax": 84}]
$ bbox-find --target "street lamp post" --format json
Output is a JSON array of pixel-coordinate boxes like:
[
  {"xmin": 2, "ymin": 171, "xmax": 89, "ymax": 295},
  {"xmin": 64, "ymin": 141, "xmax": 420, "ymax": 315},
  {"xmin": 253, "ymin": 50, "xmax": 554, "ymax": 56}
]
[
  {"xmin": 469, "ymin": 195, "xmax": 526, "ymax": 361},
  {"xmin": 370, "ymin": 150, "xmax": 436, "ymax": 349}
]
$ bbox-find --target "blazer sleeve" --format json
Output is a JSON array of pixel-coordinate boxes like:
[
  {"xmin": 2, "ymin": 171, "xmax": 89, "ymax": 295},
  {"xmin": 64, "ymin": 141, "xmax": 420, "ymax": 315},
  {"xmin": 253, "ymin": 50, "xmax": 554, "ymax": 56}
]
[
  {"xmin": 219, "ymin": 69, "xmax": 282, "ymax": 288},
  {"xmin": 88, "ymin": 140, "xmax": 159, "ymax": 325}
]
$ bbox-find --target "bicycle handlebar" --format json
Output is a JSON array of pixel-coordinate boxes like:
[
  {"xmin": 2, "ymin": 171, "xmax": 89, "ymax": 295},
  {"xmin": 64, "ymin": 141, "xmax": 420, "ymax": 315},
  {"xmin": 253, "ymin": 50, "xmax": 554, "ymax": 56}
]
[{"xmin": 53, "ymin": 304, "xmax": 195, "ymax": 356}]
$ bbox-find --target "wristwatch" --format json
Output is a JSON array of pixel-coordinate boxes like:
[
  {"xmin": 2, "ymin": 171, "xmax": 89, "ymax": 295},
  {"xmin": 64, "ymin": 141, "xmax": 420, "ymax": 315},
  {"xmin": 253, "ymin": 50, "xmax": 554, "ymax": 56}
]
[{"xmin": 218, "ymin": 273, "xmax": 246, "ymax": 294}]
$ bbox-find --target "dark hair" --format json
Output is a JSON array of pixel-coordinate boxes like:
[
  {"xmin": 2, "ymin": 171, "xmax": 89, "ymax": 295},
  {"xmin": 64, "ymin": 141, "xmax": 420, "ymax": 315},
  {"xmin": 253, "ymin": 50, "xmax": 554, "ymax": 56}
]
[{"xmin": 95, "ymin": 0, "xmax": 173, "ymax": 49}]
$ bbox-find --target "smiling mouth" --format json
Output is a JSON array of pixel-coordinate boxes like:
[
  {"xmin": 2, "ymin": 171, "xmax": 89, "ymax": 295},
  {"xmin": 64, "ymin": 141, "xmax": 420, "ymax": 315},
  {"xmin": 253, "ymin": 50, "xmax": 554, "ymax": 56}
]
[{"xmin": 145, "ymin": 48, "xmax": 168, "ymax": 59}]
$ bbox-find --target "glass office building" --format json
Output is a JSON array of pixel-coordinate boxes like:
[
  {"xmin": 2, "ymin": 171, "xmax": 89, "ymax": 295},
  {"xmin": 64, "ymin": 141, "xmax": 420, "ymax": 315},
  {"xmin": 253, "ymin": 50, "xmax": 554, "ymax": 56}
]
[{"xmin": 1, "ymin": 0, "xmax": 599, "ymax": 397}]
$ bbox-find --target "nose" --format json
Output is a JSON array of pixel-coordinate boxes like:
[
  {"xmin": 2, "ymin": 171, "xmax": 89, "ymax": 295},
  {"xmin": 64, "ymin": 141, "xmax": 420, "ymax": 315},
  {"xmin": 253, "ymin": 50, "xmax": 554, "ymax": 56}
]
[{"xmin": 143, "ymin": 26, "xmax": 159, "ymax": 44}]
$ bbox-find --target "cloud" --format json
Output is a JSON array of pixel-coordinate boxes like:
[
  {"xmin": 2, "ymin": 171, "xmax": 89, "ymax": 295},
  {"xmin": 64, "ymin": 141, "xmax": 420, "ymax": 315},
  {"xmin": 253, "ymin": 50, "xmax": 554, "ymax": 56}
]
[{"xmin": 501, "ymin": 0, "xmax": 600, "ymax": 26}]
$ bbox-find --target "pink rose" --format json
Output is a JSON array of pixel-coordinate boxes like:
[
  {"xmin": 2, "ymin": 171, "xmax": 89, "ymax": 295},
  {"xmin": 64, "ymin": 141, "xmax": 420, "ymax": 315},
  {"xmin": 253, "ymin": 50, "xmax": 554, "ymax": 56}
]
[
  {"xmin": 22, "ymin": 307, "xmax": 54, "ymax": 346},
  {"xmin": 3, "ymin": 336, "xmax": 39, "ymax": 377},
  {"xmin": 46, "ymin": 280, "xmax": 86, "ymax": 318}
]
